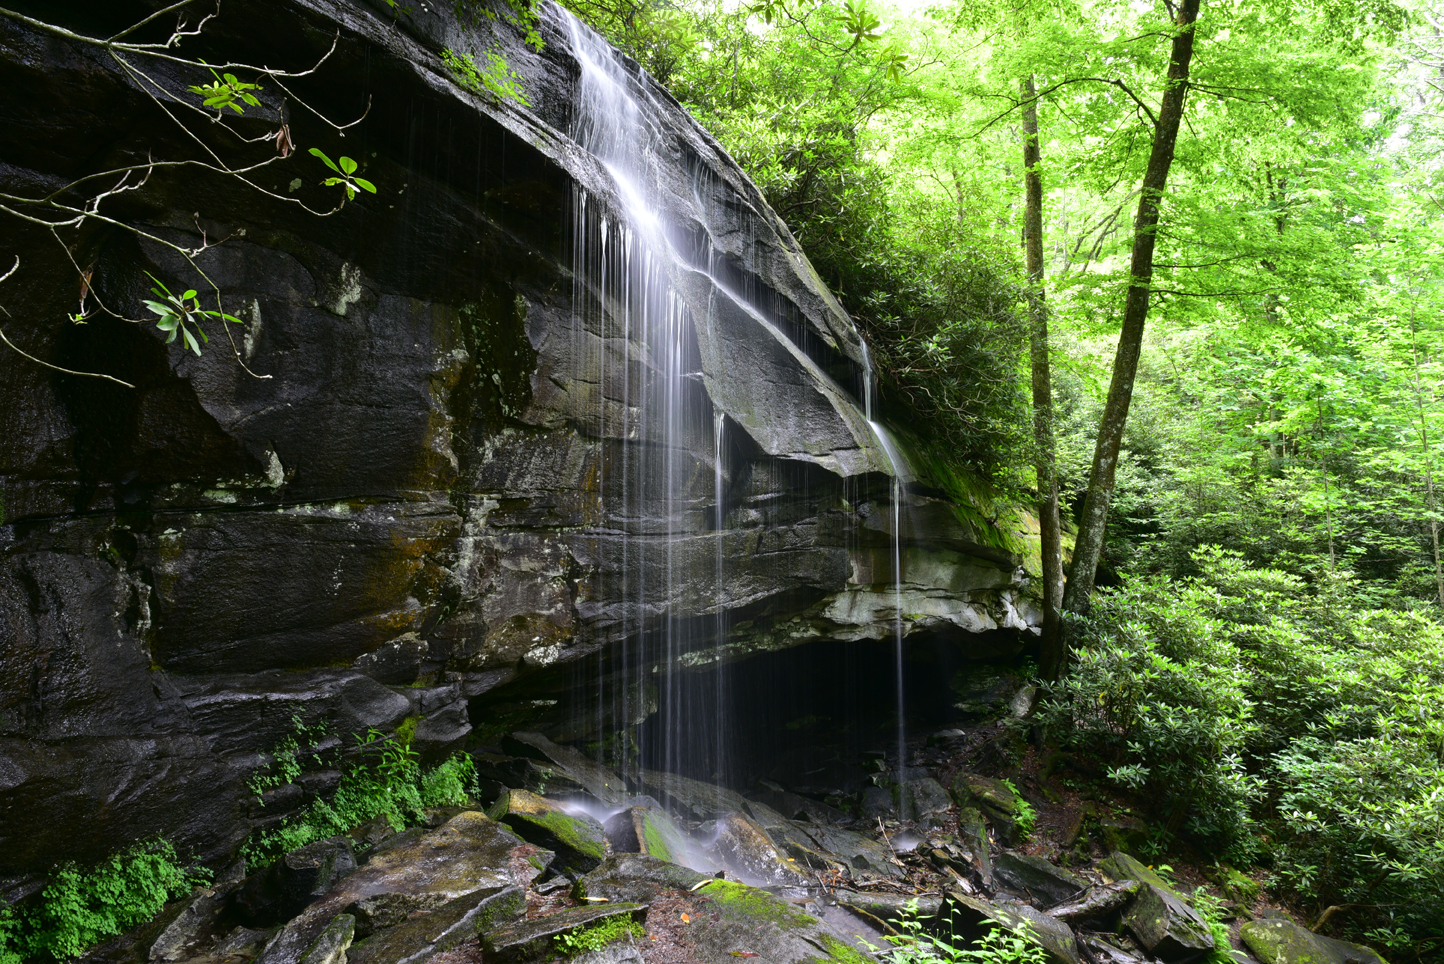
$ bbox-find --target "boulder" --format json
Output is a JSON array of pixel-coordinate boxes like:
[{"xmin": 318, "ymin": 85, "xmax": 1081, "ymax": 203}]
[
  {"xmin": 1097, "ymin": 815, "xmax": 1149, "ymax": 854},
  {"xmin": 482, "ymin": 903, "xmax": 646, "ymax": 964},
  {"xmin": 992, "ymin": 852, "xmax": 1086, "ymax": 908},
  {"xmin": 297, "ymin": 915, "xmax": 354, "ymax": 964},
  {"xmin": 1099, "ymin": 852, "xmax": 1214, "ymax": 962},
  {"xmin": 739, "ymin": 801, "xmax": 849, "ymax": 877},
  {"xmin": 488, "ymin": 789, "xmax": 607, "ymax": 875},
  {"xmin": 685, "ymin": 880, "xmax": 876, "ymax": 964},
  {"xmin": 1240, "ymin": 918, "xmax": 1389, "ymax": 964},
  {"xmin": 634, "ymin": 771, "xmax": 755, "ymax": 821},
  {"xmin": 955, "ymin": 807, "xmax": 993, "ymax": 884},
  {"xmin": 711, "ymin": 813, "xmax": 812, "ymax": 888},
  {"xmin": 346, "ymin": 886, "xmax": 525, "ymax": 964},
  {"xmin": 235, "ymin": 837, "xmax": 358, "ymax": 926},
  {"xmin": 833, "ymin": 890, "xmax": 942, "ymax": 926},
  {"xmin": 898, "ymin": 777, "xmax": 953, "ymax": 829},
  {"xmin": 602, "ymin": 806, "xmax": 692, "ymax": 867},
  {"xmin": 950, "ymin": 774, "xmax": 1028, "ymax": 845},
  {"xmin": 503, "ymin": 732, "xmax": 632, "ymax": 806},
  {"xmin": 1047, "ymin": 880, "xmax": 1142, "ymax": 925},
  {"xmin": 148, "ymin": 881, "xmax": 240, "ymax": 961},
  {"xmin": 859, "ymin": 786, "xmax": 897, "ymax": 821},
  {"xmin": 801, "ymin": 824, "xmax": 902, "ymax": 879},
  {"xmin": 574, "ymin": 854, "xmax": 709, "ymax": 904},
  {"xmin": 253, "ymin": 812, "xmax": 540, "ymax": 964}
]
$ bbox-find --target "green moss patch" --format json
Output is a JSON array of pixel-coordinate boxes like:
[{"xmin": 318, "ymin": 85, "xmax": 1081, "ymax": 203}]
[{"xmin": 700, "ymin": 881, "xmax": 814, "ymax": 929}]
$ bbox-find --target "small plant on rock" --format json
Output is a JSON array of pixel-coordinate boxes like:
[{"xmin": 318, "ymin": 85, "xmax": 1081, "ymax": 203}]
[{"xmin": 553, "ymin": 917, "xmax": 646, "ymax": 956}]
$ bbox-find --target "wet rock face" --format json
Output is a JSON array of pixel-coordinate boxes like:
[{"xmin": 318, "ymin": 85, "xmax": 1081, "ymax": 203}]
[{"xmin": 0, "ymin": 0, "xmax": 1035, "ymax": 876}]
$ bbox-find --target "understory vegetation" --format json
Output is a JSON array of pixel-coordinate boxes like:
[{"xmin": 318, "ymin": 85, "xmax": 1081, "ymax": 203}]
[
  {"xmin": 243, "ymin": 723, "xmax": 479, "ymax": 865},
  {"xmin": 0, "ymin": 842, "xmax": 208, "ymax": 964},
  {"xmin": 1042, "ymin": 549, "xmax": 1444, "ymax": 953}
]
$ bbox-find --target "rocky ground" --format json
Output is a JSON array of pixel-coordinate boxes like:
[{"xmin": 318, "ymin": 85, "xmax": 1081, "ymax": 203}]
[{"xmin": 80, "ymin": 724, "xmax": 1392, "ymax": 964}]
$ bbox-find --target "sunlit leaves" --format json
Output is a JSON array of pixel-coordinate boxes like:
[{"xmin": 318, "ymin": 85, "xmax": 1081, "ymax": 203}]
[
  {"xmin": 142, "ymin": 273, "xmax": 243, "ymax": 357},
  {"xmin": 309, "ymin": 148, "xmax": 377, "ymax": 202},
  {"xmin": 188, "ymin": 63, "xmax": 263, "ymax": 114}
]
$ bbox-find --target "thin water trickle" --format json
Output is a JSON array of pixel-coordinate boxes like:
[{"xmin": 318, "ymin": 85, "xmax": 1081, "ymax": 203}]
[{"xmin": 867, "ymin": 419, "xmax": 908, "ymax": 797}]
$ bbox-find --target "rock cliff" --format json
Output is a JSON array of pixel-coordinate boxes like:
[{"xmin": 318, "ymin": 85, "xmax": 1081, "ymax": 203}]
[{"xmin": 0, "ymin": 0, "xmax": 1037, "ymax": 881}]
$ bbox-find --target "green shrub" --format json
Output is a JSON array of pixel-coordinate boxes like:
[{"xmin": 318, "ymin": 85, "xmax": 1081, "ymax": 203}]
[
  {"xmin": 1043, "ymin": 547, "xmax": 1444, "ymax": 947},
  {"xmin": 244, "ymin": 727, "xmax": 478, "ymax": 865},
  {"xmin": 0, "ymin": 840, "xmax": 209, "ymax": 963}
]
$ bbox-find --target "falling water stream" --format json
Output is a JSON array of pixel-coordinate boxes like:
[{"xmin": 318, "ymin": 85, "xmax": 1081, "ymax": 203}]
[{"xmin": 563, "ymin": 9, "xmax": 908, "ymax": 797}]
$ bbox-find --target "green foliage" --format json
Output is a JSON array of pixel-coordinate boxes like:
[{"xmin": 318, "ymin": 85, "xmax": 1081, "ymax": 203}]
[
  {"xmin": 442, "ymin": 48, "xmax": 530, "ymax": 106},
  {"xmin": 1000, "ymin": 781, "xmax": 1036, "ymax": 841},
  {"xmin": 552, "ymin": 917, "xmax": 645, "ymax": 956},
  {"xmin": 143, "ymin": 272, "xmax": 244, "ymax": 357},
  {"xmin": 308, "ymin": 149, "xmax": 377, "ymax": 203},
  {"xmin": 0, "ymin": 840, "xmax": 209, "ymax": 963},
  {"xmin": 188, "ymin": 62, "xmax": 262, "ymax": 114},
  {"xmin": 243, "ymin": 725, "xmax": 478, "ymax": 865},
  {"xmin": 881, "ymin": 908, "xmax": 1047, "ymax": 964},
  {"xmin": 1042, "ymin": 548, "xmax": 1444, "ymax": 946}
]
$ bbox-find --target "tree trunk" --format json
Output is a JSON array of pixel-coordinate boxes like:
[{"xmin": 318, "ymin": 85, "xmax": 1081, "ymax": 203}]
[
  {"xmin": 1410, "ymin": 303, "xmax": 1444, "ymax": 608},
  {"xmin": 1062, "ymin": 0, "xmax": 1202, "ymax": 615},
  {"xmin": 1020, "ymin": 73, "xmax": 1066, "ymax": 680}
]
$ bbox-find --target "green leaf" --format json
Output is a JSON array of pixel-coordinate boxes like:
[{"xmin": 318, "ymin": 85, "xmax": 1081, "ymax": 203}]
[
  {"xmin": 353, "ymin": 177, "xmax": 377, "ymax": 194},
  {"xmin": 181, "ymin": 289, "xmax": 197, "ymax": 301},
  {"xmin": 182, "ymin": 327, "xmax": 201, "ymax": 356},
  {"xmin": 310, "ymin": 147, "xmax": 342, "ymax": 173},
  {"xmin": 339, "ymin": 156, "xmax": 358, "ymax": 175}
]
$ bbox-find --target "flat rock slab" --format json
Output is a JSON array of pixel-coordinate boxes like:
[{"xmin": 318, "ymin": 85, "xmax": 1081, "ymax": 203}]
[
  {"xmin": 940, "ymin": 892, "xmax": 1080, "ymax": 964},
  {"xmin": 1099, "ymin": 852, "xmax": 1213, "ymax": 962},
  {"xmin": 683, "ymin": 880, "xmax": 877, "ymax": 964},
  {"xmin": 1048, "ymin": 881, "xmax": 1142, "ymax": 924},
  {"xmin": 255, "ymin": 812, "xmax": 542, "ymax": 964},
  {"xmin": 712, "ymin": 812, "xmax": 812, "ymax": 888},
  {"xmin": 505, "ymin": 733, "xmax": 632, "ymax": 806},
  {"xmin": 993, "ymin": 852, "xmax": 1086, "ymax": 907},
  {"xmin": 833, "ymin": 889, "xmax": 941, "ymax": 925},
  {"xmin": 736, "ymin": 801, "xmax": 847, "ymax": 877},
  {"xmin": 575, "ymin": 853, "xmax": 710, "ymax": 904},
  {"xmin": 799, "ymin": 823, "xmax": 902, "ymax": 879},
  {"xmin": 635, "ymin": 770, "xmax": 755, "ymax": 821},
  {"xmin": 489, "ymin": 789, "xmax": 607, "ymax": 874},
  {"xmin": 1240, "ymin": 918, "xmax": 1388, "ymax": 964},
  {"xmin": 483, "ymin": 903, "xmax": 646, "ymax": 963},
  {"xmin": 347, "ymin": 885, "xmax": 524, "ymax": 964}
]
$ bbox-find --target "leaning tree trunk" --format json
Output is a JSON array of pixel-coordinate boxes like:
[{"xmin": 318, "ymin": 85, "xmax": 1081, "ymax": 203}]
[
  {"xmin": 1020, "ymin": 73, "xmax": 1066, "ymax": 680},
  {"xmin": 1062, "ymin": 0, "xmax": 1202, "ymax": 615}
]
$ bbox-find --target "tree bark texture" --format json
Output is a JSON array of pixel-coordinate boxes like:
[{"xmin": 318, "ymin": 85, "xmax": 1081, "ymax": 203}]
[
  {"xmin": 1062, "ymin": 0, "xmax": 1202, "ymax": 615},
  {"xmin": 1020, "ymin": 73, "xmax": 1066, "ymax": 679}
]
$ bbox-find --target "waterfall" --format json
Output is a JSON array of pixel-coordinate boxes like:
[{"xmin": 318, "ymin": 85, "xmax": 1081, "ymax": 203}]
[{"xmin": 562, "ymin": 8, "xmax": 903, "ymax": 795}]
